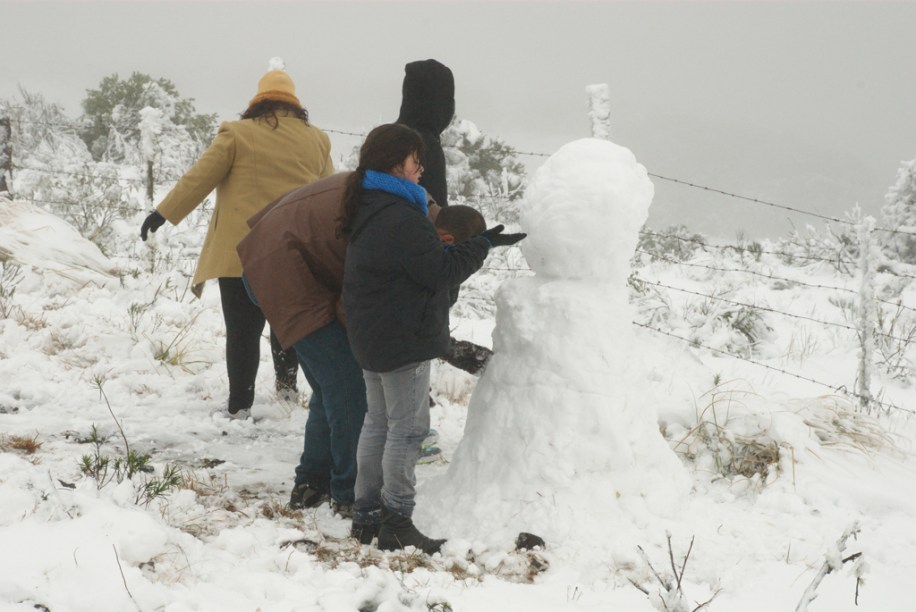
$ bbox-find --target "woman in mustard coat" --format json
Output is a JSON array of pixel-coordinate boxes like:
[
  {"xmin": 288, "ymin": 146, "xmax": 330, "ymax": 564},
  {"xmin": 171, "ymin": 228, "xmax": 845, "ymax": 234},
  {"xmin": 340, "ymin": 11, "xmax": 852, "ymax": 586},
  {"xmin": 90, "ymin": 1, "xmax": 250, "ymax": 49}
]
[{"xmin": 140, "ymin": 61, "xmax": 335, "ymax": 419}]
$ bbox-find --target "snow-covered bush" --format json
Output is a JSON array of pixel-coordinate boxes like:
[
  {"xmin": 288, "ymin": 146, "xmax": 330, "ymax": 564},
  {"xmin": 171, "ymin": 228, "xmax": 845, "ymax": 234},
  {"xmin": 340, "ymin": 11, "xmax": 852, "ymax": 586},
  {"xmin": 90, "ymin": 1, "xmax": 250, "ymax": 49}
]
[
  {"xmin": 880, "ymin": 157, "xmax": 916, "ymax": 263},
  {"xmin": 443, "ymin": 117, "xmax": 526, "ymax": 202},
  {"xmin": 775, "ymin": 220, "xmax": 858, "ymax": 273},
  {"xmin": 0, "ymin": 259, "xmax": 23, "ymax": 318},
  {"xmin": 637, "ymin": 225, "xmax": 707, "ymax": 262},
  {"xmin": 1, "ymin": 89, "xmax": 140, "ymax": 251}
]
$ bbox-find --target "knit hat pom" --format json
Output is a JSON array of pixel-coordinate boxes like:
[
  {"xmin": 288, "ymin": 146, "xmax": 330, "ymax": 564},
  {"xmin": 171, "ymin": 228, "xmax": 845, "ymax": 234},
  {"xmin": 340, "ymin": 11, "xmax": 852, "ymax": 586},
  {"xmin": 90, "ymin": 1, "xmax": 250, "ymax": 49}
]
[{"xmin": 249, "ymin": 57, "xmax": 301, "ymax": 107}]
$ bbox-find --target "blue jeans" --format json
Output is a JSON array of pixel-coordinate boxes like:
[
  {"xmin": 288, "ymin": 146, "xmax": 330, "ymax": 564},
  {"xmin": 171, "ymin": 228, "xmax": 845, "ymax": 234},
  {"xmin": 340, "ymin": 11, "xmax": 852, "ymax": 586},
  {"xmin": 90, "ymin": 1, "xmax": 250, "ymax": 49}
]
[
  {"xmin": 242, "ymin": 275, "xmax": 366, "ymax": 504},
  {"xmin": 291, "ymin": 322, "xmax": 367, "ymax": 504},
  {"xmin": 353, "ymin": 360, "xmax": 431, "ymax": 522}
]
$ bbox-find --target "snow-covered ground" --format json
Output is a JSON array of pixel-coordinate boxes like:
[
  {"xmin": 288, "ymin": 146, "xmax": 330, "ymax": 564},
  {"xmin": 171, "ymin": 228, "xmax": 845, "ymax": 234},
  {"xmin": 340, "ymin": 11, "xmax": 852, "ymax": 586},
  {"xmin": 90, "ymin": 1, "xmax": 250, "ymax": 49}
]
[{"xmin": 0, "ymin": 139, "xmax": 914, "ymax": 612}]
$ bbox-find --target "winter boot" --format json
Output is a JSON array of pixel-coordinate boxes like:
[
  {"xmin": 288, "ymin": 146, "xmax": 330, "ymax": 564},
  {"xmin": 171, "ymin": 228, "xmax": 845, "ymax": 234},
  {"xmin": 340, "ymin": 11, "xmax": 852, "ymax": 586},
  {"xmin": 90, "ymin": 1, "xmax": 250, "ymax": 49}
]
[
  {"xmin": 351, "ymin": 521, "xmax": 381, "ymax": 545},
  {"xmin": 288, "ymin": 483, "xmax": 329, "ymax": 510},
  {"xmin": 377, "ymin": 506, "xmax": 446, "ymax": 555},
  {"xmin": 331, "ymin": 500, "xmax": 354, "ymax": 519}
]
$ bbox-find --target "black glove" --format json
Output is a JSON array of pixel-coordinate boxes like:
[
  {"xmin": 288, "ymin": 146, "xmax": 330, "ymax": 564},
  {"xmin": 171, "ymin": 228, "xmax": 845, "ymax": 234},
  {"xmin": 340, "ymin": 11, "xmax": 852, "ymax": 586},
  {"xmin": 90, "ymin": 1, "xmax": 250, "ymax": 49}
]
[
  {"xmin": 140, "ymin": 211, "xmax": 166, "ymax": 241},
  {"xmin": 480, "ymin": 224, "xmax": 526, "ymax": 247}
]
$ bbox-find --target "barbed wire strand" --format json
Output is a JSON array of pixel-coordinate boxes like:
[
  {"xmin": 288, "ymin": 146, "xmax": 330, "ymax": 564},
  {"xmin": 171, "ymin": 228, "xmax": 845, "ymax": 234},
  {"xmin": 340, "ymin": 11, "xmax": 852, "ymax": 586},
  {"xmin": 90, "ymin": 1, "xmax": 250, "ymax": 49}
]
[
  {"xmin": 638, "ymin": 229, "xmax": 858, "ymax": 268},
  {"xmin": 638, "ymin": 278, "xmax": 912, "ymax": 344},
  {"xmin": 11, "ymin": 164, "xmax": 147, "ymax": 184},
  {"xmin": 639, "ymin": 230, "xmax": 916, "ymax": 281},
  {"xmin": 636, "ymin": 248, "xmax": 916, "ymax": 315},
  {"xmin": 8, "ymin": 116, "xmax": 914, "ymax": 237},
  {"xmin": 646, "ymin": 172, "xmax": 913, "ymax": 237},
  {"xmin": 634, "ymin": 321, "xmax": 914, "ymax": 415}
]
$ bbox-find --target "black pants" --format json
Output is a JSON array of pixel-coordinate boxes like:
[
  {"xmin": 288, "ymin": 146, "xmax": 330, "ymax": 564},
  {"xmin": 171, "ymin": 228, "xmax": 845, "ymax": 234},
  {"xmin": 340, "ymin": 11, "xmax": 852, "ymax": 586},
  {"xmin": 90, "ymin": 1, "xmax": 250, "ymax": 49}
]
[{"xmin": 219, "ymin": 277, "xmax": 299, "ymax": 411}]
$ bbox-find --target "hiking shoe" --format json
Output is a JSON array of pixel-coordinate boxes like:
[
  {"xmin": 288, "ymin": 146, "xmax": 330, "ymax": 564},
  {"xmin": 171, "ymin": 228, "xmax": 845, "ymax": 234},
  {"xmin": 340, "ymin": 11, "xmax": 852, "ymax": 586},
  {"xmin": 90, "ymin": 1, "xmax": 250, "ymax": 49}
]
[
  {"xmin": 276, "ymin": 387, "xmax": 299, "ymax": 403},
  {"xmin": 422, "ymin": 428, "xmax": 439, "ymax": 447},
  {"xmin": 417, "ymin": 446, "xmax": 442, "ymax": 464},
  {"xmin": 218, "ymin": 406, "xmax": 251, "ymax": 421},
  {"xmin": 288, "ymin": 484, "xmax": 329, "ymax": 510},
  {"xmin": 331, "ymin": 500, "xmax": 354, "ymax": 519}
]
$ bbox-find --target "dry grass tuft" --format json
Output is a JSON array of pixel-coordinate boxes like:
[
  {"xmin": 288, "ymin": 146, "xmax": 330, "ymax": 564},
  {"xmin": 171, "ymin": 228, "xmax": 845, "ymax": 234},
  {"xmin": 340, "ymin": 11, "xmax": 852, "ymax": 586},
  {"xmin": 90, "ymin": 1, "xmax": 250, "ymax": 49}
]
[
  {"xmin": 1, "ymin": 432, "xmax": 42, "ymax": 453},
  {"xmin": 672, "ymin": 382, "xmax": 783, "ymax": 483},
  {"xmin": 13, "ymin": 309, "xmax": 48, "ymax": 330},
  {"xmin": 260, "ymin": 500, "xmax": 302, "ymax": 521},
  {"xmin": 797, "ymin": 395, "xmax": 899, "ymax": 455},
  {"xmin": 179, "ymin": 470, "xmax": 228, "ymax": 497}
]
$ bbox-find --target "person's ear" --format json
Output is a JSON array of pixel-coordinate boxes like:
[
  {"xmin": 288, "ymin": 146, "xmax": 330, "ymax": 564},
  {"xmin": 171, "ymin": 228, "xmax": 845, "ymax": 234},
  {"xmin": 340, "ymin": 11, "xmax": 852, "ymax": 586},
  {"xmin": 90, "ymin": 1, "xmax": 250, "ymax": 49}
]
[{"xmin": 437, "ymin": 229, "xmax": 456, "ymax": 244}]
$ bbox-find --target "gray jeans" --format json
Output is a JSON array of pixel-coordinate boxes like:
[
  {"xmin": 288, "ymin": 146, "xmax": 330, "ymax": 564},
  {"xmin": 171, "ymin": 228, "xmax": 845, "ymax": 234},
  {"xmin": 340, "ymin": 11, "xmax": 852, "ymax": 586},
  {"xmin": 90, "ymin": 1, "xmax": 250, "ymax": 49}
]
[{"xmin": 353, "ymin": 360, "xmax": 431, "ymax": 522}]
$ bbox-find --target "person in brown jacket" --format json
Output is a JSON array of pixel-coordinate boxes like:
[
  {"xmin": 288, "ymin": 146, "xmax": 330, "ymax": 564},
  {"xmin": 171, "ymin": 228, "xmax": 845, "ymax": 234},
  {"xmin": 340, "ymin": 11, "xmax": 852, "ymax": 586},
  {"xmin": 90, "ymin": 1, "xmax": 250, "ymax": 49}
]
[
  {"xmin": 139, "ymin": 59, "xmax": 335, "ymax": 419},
  {"xmin": 237, "ymin": 172, "xmax": 363, "ymax": 513}
]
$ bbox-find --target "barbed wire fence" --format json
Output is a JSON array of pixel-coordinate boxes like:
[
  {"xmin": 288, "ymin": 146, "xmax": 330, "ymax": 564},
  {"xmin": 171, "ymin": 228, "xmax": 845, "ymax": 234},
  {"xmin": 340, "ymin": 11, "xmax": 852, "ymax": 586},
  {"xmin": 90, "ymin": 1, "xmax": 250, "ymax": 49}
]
[{"xmin": 1, "ymin": 110, "xmax": 913, "ymax": 417}]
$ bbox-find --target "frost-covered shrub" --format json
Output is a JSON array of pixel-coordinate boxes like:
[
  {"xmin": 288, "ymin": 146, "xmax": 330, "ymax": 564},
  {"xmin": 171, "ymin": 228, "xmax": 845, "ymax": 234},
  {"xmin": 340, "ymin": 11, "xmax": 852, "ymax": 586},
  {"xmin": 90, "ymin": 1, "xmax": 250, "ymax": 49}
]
[
  {"xmin": 637, "ymin": 225, "xmax": 707, "ymax": 263},
  {"xmin": 1, "ymin": 89, "xmax": 141, "ymax": 251},
  {"xmin": 689, "ymin": 301, "xmax": 773, "ymax": 359},
  {"xmin": 776, "ymin": 220, "xmax": 858, "ymax": 273},
  {"xmin": 443, "ymin": 117, "xmax": 526, "ymax": 201},
  {"xmin": 880, "ymin": 157, "xmax": 916, "ymax": 263},
  {"xmin": 0, "ymin": 260, "xmax": 23, "ymax": 318}
]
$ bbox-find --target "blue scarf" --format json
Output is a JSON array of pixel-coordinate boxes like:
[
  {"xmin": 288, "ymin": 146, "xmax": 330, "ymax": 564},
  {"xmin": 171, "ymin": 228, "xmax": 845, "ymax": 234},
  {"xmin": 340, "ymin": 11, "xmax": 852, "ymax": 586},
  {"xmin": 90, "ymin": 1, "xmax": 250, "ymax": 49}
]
[{"xmin": 362, "ymin": 169, "xmax": 429, "ymax": 215}]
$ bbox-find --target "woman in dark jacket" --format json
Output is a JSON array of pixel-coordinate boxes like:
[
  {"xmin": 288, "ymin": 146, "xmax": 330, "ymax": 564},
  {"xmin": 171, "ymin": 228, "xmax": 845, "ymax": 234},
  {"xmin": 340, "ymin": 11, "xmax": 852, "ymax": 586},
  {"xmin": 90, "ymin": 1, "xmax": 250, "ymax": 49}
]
[{"xmin": 340, "ymin": 123, "xmax": 524, "ymax": 554}]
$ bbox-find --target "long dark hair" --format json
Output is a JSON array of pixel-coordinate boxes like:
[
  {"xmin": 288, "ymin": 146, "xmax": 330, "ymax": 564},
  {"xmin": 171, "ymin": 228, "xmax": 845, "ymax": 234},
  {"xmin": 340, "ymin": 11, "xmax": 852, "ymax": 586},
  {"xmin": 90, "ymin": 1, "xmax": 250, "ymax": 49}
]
[
  {"xmin": 240, "ymin": 100, "xmax": 309, "ymax": 128},
  {"xmin": 337, "ymin": 123, "xmax": 425, "ymax": 238}
]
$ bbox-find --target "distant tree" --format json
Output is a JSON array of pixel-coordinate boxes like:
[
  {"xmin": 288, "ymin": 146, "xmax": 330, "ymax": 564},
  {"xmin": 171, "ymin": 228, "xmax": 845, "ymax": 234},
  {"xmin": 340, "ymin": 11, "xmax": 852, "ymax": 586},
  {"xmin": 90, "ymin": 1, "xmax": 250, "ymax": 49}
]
[
  {"xmin": 442, "ymin": 117, "xmax": 526, "ymax": 201},
  {"xmin": 880, "ymin": 157, "xmax": 916, "ymax": 263},
  {"xmin": 0, "ymin": 88, "xmax": 129, "ymax": 250},
  {"xmin": 79, "ymin": 72, "xmax": 217, "ymax": 167}
]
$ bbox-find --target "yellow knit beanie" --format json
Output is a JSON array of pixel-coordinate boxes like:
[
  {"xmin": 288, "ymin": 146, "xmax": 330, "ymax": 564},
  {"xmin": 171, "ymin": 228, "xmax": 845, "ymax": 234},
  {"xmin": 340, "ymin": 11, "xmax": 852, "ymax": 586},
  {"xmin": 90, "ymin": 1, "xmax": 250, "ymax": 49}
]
[{"xmin": 249, "ymin": 57, "xmax": 301, "ymax": 107}]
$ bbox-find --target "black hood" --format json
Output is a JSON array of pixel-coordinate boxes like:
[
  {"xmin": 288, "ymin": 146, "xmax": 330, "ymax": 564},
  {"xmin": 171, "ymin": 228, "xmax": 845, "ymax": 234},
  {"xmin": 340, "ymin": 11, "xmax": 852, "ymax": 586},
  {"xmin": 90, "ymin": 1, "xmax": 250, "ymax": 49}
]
[{"xmin": 396, "ymin": 59, "xmax": 455, "ymax": 135}]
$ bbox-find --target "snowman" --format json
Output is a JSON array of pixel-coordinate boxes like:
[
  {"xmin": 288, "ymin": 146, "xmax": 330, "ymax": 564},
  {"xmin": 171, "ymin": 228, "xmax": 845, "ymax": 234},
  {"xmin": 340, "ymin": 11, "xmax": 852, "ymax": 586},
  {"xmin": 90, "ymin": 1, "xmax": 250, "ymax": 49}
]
[{"xmin": 421, "ymin": 138, "xmax": 691, "ymax": 554}]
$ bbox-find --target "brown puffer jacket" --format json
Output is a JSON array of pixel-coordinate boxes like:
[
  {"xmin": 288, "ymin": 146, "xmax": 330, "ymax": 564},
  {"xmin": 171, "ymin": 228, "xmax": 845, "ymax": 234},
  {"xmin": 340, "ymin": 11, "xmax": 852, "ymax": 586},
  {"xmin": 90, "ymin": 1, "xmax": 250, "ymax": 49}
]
[
  {"xmin": 156, "ymin": 112, "xmax": 334, "ymax": 296},
  {"xmin": 236, "ymin": 172, "xmax": 350, "ymax": 349}
]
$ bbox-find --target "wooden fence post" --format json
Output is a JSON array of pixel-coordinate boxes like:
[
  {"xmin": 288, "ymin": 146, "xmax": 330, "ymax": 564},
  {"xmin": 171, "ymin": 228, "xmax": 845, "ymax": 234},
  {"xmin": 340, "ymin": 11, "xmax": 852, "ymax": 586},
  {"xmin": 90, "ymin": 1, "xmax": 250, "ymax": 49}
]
[
  {"xmin": 855, "ymin": 216, "xmax": 877, "ymax": 412},
  {"xmin": 0, "ymin": 117, "xmax": 11, "ymax": 196},
  {"xmin": 586, "ymin": 84, "xmax": 612, "ymax": 140}
]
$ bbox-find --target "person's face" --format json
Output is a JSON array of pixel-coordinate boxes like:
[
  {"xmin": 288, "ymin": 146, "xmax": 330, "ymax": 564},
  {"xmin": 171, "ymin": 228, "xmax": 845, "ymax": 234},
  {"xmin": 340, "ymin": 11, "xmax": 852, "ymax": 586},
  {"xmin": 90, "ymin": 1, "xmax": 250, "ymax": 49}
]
[{"xmin": 392, "ymin": 151, "xmax": 423, "ymax": 184}]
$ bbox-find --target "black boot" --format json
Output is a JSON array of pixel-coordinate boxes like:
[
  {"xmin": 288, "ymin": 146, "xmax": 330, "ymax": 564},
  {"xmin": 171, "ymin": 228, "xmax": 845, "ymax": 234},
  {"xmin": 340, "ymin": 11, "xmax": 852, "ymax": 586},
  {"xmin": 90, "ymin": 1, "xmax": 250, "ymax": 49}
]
[
  {"xmin": 350, "ymin": 522, "xmax": 380, "ymax": 545},
  {"xmin": 377, "ymin": 506, "xmax": 445, "ymax": 555},
  {"xmin": 288, "ymin": 482, "xmax": 329, "ymax": 510}
]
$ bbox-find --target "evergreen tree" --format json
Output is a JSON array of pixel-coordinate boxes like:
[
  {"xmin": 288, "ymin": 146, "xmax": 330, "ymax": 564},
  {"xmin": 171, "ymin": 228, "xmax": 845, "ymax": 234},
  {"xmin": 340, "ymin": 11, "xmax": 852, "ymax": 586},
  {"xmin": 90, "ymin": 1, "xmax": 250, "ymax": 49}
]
[
  {"xmin": 79, "ymin": 72, "xmax": 216, "ymax": 166},
  {"xmin": 442, "ymin": 117, "xmax": 526, "ymax": 201},
  {"xmin": 880, "ymin": 157, "xmax": 916, "ymax": 263}
]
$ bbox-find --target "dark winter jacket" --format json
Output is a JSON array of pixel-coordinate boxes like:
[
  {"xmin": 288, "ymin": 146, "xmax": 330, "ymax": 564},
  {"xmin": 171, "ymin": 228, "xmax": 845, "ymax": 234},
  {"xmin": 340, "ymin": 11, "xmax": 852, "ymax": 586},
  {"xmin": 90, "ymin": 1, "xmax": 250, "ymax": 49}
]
[
  {"xmin": 397, "ymin": 59, "xmax": 455, "ymax": 207},
  {"xmin": 343, "ymin": 189, "xmax": 489, "ymax": 373}
]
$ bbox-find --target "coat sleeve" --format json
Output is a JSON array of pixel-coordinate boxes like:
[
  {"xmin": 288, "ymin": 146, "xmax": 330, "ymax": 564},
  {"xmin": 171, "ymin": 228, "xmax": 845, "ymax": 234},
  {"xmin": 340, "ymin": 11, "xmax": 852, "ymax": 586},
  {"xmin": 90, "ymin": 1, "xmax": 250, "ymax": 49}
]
[
  {"xmin": 156, "ymin": 123, "xmax": 236, "ymax": 224},
  {"xmin": 318, "ymin": 131, "xmax": 335, "ymax": 178},
  {"xmin": 398, "ymin": 213, "xmax": 489, "ymax": 292}
]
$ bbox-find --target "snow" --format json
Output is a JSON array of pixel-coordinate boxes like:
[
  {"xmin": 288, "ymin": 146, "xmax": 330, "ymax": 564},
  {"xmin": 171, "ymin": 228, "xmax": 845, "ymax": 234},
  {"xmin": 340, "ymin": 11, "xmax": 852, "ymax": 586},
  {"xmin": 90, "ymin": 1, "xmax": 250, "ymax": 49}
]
[{"xmin": 1, "ymin": 137, "xmax": 915, "ymax": 611}]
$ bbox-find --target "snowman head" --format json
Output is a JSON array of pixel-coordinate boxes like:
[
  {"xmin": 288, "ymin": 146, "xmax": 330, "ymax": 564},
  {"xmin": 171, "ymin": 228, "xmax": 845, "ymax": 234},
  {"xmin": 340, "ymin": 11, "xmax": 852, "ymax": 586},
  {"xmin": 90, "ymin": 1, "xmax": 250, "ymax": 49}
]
[{"xmin": 521, "ymin": 138, "xmax": 653, "ymax": 281}]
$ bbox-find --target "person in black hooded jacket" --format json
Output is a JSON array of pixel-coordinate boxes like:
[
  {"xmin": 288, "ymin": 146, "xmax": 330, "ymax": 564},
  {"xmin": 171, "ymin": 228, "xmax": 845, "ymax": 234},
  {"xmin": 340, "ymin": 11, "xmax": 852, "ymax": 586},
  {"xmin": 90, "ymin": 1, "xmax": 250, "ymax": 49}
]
[
  {"xmin": 396, "ymin": 59, "xmax": 455, "ymax": 208},
  {"xmin": 397, "ymin": 59, "xmax": 497, "ymax": 381}
]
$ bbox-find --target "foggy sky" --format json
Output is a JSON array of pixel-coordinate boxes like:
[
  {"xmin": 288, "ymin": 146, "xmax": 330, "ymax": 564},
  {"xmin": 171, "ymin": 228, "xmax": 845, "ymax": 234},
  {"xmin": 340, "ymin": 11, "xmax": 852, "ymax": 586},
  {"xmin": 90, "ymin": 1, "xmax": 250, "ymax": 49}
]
[{"xmin": 3, "ymin": 1, "xmax": 916, "ymax": 239}]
